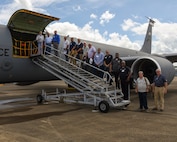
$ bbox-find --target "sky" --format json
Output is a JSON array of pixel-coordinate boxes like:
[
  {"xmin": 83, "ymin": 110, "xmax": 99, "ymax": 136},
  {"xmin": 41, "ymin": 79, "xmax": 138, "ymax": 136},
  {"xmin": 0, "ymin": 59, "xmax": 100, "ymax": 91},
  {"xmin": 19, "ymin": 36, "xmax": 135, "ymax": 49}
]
[{"xmin": 0, "ymin": 0, "xmax": 177, "ymax": 54}]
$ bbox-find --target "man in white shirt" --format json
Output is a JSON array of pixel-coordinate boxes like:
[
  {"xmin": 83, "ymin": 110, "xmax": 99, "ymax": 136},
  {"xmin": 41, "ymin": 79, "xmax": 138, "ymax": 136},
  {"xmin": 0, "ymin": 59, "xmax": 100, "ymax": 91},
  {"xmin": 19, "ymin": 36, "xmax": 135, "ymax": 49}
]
[
  {"xmin": 63, "ymin": 36, "xmax": 70, "ymax": 61},
  {"xmin": 44, "ymin": 32, "xmax": 52, "ymax": 55},
  {"xmin": 82, "ymin": 42, "xmax": 89, "ymax": 69},
  {"xmin": 87, "ymin": 43, "xmax": 96, "ymax": 73},
  {"xmin": 87, "ymin": 43, "xmax": 96, "ymax": 62},
  {"xmin": 36, "ymin": 31, "xmax": 44, "ymax": 55},
  {"xmin": 83, "ymin": 42, "xmax": 89, "ymax": 58}
]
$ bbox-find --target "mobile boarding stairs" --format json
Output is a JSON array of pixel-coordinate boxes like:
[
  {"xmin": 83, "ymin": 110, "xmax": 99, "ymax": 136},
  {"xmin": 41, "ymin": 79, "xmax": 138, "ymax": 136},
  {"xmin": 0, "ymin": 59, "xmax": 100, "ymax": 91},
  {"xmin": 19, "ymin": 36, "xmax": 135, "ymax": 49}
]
[{"xmin": 31, "ymin": 45, "xmax": 130, "ymax": 113}]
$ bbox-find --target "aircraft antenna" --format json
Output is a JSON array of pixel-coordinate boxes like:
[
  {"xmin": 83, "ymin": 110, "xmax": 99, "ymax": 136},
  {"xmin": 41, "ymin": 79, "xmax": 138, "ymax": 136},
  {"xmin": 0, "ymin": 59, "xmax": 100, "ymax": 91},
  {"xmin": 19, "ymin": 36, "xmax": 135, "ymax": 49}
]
[{"xmin": 145, "ymin": 16, "xmax": 155, "ymax": 25}]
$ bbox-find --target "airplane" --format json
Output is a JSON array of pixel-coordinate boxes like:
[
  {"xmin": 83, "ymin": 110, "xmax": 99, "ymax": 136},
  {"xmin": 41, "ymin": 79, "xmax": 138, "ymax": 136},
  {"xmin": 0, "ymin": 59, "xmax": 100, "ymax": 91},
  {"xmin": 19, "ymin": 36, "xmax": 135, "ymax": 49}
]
[{"xmin": 0, "ymin": 9, "xmax": 176, "ymax": 88}]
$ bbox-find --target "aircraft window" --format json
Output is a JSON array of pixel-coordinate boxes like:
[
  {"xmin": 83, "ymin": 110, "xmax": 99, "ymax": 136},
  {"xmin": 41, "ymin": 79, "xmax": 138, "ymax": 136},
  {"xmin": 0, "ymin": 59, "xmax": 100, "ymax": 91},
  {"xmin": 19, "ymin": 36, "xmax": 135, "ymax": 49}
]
[{"xmin": 13, "ymin": 38, "xmax": 38, "ymax": 58}]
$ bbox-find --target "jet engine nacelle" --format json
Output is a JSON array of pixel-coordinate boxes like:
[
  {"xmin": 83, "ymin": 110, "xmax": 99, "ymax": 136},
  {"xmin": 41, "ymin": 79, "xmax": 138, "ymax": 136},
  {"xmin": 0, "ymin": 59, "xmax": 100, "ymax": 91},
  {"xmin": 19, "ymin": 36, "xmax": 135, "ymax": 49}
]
[{"xmin": 131, "ymin": 56, "xmax": 176, "ymax": 84}]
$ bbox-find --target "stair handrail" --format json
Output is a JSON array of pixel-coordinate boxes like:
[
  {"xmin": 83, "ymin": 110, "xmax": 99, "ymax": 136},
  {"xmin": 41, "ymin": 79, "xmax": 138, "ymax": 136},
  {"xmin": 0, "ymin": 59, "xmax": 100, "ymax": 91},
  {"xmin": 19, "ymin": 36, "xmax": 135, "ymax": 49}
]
[{"xmin": 43, "ymin": 44, "xmax": 113, "ymax": 85}]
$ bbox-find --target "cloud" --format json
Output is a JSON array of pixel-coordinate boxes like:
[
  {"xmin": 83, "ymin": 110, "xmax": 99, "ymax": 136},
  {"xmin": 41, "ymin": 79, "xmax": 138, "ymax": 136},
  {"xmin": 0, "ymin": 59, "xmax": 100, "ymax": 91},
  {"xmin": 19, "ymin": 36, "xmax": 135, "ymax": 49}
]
[
  {"xmin": 0, "ymin": 0, "xmax": 177, "ymax": 55},
  {"xmin": 90, "ymin": 13, "xmax": 97, "ymax": 19},
  {"xmin": 121, "ymin": 18, "xmax": 177, "ymax": 53},
  {"xmin": 121, "ymin": 19, "xmax": 140, "ymax": 31},
  {"xmin": 46, "ymin": 20, "xmax": 142, "ymax": 51},
  {"xmin": 152, "ymin": 20, "xmax": 177, "ymax": 53},
  {"xmin": 0, "ymin": 0, "xmax": 73, "ymax": 24},
  {"xmin": 0, "ymin": 0, "xmax": 27, "ymax": 24},
  {"xmin": 26, "ymin": 0, "xmax": 68, "ymax": 8},
  {"xmin": 105, "ymin": 32, "xmax": 141, "ymax": 50},
  {"xmin": 0, "ymin": 0, "xmax": 52, "ymax": 24},
  {"xmin": 103, "ymin": 31, "xmax": 108, "ymax": 39},
  {"xmin": 85, "ymin": 0, "xmax": 126, "ymax": 9},
  {"xmin": 100, "ymin": 10, "xmax": 115, "ymax": 26},
  {"xmin": 46, "ymin": 21, "xmax": 106, "ymax": 42}
]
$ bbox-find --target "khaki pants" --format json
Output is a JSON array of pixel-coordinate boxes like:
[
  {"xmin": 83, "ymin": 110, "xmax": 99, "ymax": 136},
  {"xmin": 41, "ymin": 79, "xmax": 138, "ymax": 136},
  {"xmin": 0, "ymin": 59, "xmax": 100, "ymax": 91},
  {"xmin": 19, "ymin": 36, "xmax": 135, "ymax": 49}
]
[
  {"xmin": 69, "ymin": 50, "xmax": 77, "ymax": 65},
  {"xmin": 154, "ymin": 86, "xmax": 165, "ymax": 110}
]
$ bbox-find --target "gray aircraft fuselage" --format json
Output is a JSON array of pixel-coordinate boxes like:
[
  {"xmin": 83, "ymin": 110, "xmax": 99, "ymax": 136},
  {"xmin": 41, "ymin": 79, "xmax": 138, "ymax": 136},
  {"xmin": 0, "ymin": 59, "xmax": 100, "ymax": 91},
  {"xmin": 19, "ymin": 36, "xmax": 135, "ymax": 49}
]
[
  {"xmin": 0, "ymin": 9, "xmax": 175, "ymax": 86},
  {"xmin": 0, "ymin": 25, "xmax": 57, "ymax": 84}
]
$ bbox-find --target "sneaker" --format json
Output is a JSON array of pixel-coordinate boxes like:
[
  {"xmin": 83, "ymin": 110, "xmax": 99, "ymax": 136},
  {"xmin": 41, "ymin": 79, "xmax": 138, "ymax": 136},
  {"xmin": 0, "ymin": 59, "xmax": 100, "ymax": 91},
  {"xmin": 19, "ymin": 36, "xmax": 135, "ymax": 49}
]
[
  {"xmin": 160, "ymin": 109, "xmax": 164, "ymax": 112},
  {"xmin": 145, "ymin": 109, "xmax": 149, "ymax": 112}
]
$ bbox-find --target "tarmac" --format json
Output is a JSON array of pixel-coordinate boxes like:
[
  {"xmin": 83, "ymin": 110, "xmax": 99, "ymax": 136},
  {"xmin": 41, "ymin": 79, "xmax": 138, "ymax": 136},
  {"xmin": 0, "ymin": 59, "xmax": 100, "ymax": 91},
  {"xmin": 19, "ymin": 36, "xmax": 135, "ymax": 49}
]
[{"xmin": 0, "ymin": 78, "xmax": 177, "ymax": 142}]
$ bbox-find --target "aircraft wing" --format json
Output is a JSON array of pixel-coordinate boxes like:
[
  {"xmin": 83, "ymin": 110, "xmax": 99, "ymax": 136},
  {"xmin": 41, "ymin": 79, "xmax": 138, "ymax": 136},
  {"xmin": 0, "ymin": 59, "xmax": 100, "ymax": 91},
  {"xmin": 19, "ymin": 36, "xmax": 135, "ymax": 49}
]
[
  {"xmin": 152, "ymin": 53, "xmax": 177, "ymax": 63},
  {"xmin": 163, "ymin": 54, "xmax": 177, "ymax": 63},
  {"xmin": 7, "ymin": 9, "xmax": 59, "ymax": 33},
  {"xmin": 121, "ymin": 56, "xmax": 140, "ymax": 61}
]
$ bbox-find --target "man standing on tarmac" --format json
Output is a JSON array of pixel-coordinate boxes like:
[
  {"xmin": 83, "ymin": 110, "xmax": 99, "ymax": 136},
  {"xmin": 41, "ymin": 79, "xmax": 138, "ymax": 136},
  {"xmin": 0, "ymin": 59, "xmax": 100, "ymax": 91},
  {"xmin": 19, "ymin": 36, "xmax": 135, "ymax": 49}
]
[
  {"xmin": 119, "ymin": 61, "xmax": 131, "ymax": 106},
  {"xmin": 152, "ymin": 68, "xmax": 167, "ymax": 111},
  {"xmin": 135, "ymin": 71, "xmax": 150, "ymax": 112}
]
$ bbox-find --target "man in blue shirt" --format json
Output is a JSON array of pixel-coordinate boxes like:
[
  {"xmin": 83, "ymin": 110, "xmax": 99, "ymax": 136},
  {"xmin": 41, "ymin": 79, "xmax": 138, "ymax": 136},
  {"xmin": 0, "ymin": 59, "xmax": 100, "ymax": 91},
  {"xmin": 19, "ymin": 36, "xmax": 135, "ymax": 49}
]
[
  {"xmin": 152, "ymin": 69, "xmax": 167, "ymax": 111},
  {"xmin": 94, "ymin": 48, "xmax": 104, "ymax": 78},
  {"xmin": 52, "ymin": 30, "xmax": 60, "ymax": 56}
]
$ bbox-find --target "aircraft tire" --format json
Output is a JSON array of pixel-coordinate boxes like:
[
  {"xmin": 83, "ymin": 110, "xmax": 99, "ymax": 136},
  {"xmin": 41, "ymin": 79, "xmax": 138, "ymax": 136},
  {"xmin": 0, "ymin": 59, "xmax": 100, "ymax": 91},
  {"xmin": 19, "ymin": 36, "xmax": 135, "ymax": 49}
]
[
  {"xmin": 98, "ymin": 100, "xmax": 110, "ymax": 113},
  {"xmin": 36, "ymin": 94, "xmax": 43, "ymax": 104}
]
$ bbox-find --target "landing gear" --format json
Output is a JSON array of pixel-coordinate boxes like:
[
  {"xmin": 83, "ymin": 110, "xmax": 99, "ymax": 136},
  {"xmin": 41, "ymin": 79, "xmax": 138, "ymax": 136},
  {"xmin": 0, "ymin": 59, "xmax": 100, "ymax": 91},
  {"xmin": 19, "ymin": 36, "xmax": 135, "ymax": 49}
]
[
  {"xmin": 98, "ymin": 100, "xmax": 110, "ymax": 113},
  {"xmin": 36, "ymin": 94, "xmax": 43, "ymax": 104}
]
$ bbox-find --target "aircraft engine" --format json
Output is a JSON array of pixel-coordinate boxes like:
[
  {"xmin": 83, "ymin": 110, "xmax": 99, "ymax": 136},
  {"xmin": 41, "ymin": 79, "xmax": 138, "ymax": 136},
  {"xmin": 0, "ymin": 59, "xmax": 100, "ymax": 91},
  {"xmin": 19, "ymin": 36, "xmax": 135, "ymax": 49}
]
[{"xmin": 131, "ymin": 56, "xmax": 176, "ymax": 84}]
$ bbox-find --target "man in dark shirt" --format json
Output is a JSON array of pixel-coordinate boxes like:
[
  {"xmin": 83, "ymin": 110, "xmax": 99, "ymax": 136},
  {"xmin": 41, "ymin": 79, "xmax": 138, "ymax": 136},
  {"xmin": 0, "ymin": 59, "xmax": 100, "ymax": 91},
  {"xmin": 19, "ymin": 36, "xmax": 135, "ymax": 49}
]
[
  {"xmin": 110, "ymin": 53, "xmax": 122, "ymax": 88},
  {"xmin": 119, "ymin": 61, "xmax": 131, "ymax": 101},
  {"xmin": 75, "ymin": 38, "xmax": 83, "ymax": 60},
  {"xmin": 103, "ymin": 50, "xmax": 113, "ymax": 84},
  {"xmin": 69, "ymin": 37, "xmax": 76, "ymax": 64},
  {"xmin": 152, "ymin": 68, "xmax": 167, "ymax": 111}
]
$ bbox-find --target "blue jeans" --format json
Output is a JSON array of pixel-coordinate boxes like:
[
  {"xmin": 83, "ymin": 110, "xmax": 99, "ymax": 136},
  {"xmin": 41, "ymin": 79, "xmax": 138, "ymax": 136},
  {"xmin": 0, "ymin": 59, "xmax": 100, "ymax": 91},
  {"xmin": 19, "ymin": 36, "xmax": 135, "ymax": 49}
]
[{"xmin": 138, "ymin": 92, "xmax": 148, "ymax": 109}]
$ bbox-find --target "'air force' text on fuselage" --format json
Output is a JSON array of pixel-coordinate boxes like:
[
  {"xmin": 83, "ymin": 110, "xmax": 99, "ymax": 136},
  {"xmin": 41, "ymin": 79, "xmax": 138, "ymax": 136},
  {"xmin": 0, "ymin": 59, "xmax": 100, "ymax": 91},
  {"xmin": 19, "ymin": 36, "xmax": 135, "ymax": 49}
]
[{"xmin": 0, "ymin": 48, "xmax": 10, "ymax": 56}]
